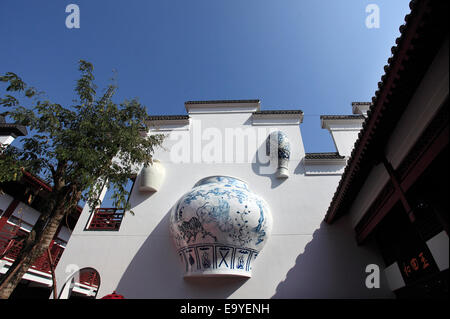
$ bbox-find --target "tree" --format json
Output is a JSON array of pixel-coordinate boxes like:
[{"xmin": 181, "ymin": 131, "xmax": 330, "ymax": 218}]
[{"xmin": 0, "ymin": 60, "xmax": 164, "ymax": 299}]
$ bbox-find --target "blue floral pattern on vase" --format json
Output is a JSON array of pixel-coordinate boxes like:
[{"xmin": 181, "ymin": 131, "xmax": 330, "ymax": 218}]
[
  {"xmin": 266, "ymin": 131, "xmax": 290, "ymax": 178},
  {"xmin": 169, "ymin": 176, "xmax": 273, "ymax": 277}
]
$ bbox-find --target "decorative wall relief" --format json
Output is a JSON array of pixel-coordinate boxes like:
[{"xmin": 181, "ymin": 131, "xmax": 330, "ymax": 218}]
[
  {"xmin": 169, "ymin": 176, "xmax": 273, "ymax": 277},
  {"xmin": 267, "ymin": 131, "xmax": 290, "ymax": 178},
  {"xmin": 139, "ymin": 160, "xmax": 165, "ymax": 192}
]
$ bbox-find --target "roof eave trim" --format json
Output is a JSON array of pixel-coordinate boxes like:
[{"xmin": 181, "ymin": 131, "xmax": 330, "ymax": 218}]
[{"xmin": 324, "ymin": 0, "xmax": 432, "ymax": 224}]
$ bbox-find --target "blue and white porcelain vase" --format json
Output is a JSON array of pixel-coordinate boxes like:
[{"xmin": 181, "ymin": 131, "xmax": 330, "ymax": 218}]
[
  {"xmin": 267, "ymin": 131, "xmax": 290, "ymax": 178},
  {"xmin": 169, "ymin": 176, "xmax": 273, "ymax": 278}
]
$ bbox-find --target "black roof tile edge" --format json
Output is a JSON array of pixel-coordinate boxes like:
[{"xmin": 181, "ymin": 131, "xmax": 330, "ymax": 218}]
[
  {"xmin": 253, "ymin": 110, "xmax": 303, "ymax": 115},
  {"xmin": 0, "ymin": 123, "xmax": 28, "ymax": 137},
  {"xmin": 185, "ymin": 99, "xmax": 260, "ymax": 105},
  {"xmin": 147, "ymin": 115, "xmax": 189, "ymax": 121},
  {"xmin": 305, "ymin": 152, "xmax": 345, "ymax": 160},
  {"xmin": 320, "ymin": 115, "xmax": 366, "ymax": 120}
]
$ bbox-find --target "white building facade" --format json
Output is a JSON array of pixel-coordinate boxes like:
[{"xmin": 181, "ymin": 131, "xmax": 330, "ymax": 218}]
[{"xmin": 53, "ymin": 100, "xmax": 394, "ymax": 299}]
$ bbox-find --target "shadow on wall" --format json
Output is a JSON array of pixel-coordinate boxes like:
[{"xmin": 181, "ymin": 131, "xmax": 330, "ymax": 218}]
[
  {"xmin": 129, "ymin": 172, "xmax": 156, "ymax": 208},
  {"xmin": 272, "ymin": 215, "xmax": 395, "ymax": 299},
  {"xmin": 114, "ymin": 211, "xmax": 395, "ymax": 298},
  {"xmin": 115, "ymin": 210, "xmax": 247, "ymax": 298},
  {"xmin": 250, "ymin": 137, "xmax": 291, "ymax": 189}
]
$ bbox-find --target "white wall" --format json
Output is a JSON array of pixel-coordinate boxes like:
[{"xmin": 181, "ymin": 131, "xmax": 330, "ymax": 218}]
[
  {"xmin": 12, "ymin": 202, "xmax": 40, "ymax": 230},
  {"xmin": 1, "ymin": 193, "xmax": 70, "ymax": 240},
  {"xmin": 330, "ymin": 130, "xmax": 361, "ymax": 157},
  {"xmin": 321, "ymin": 118, "xmax": 364, "ymax": 157},
  {"xmin": 54, "ymin": 107, "xmax": 394, "ymax": 298},
  {"xmin": 0, "ymin": 135, "xmax": 15, "ymax": 146}
]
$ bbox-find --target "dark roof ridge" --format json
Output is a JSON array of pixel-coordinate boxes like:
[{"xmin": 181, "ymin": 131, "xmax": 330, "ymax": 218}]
[
  {"xmin": 305, "ymin": 152, "xmax": 345, "ymax": 160},
  {"xmin": 320, "ymin": 115, "xmax": 365, "ymax": 120},
  {"xmin": 185, "ymin": 99, "xmax": 260, "ymax": 105},
  {"xmin": 0, "ymin": 123, "xmax": 28, "ymax": 137},
  {"xmin": 253, "ymin": 110, "xmax": 303, "ymax": 115},
  {"xmin": 147, "ymin": 115, "xmax": 189, "ymax": 121}
]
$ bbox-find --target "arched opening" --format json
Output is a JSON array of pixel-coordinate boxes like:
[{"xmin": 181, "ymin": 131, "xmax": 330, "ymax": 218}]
[{"xmin": 58, "ymin": 267, "xmax": 100, "ymax": 299}]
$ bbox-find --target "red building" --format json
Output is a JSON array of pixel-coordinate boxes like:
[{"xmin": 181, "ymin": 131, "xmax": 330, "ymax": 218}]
[{"xmin": 0, "ymin": 119, "xmax": 94, "ymax": 298}]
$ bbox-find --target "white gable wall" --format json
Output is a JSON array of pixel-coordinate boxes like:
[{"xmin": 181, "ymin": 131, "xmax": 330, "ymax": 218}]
[{"xmin": 54, "ymin": 105, "xmax": 393, "ymax": 298}]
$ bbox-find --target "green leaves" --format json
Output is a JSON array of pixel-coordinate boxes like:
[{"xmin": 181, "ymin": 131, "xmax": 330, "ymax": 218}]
[
  {"xmin": 0, "ymin": 72, "xmax": 25, "ymax": 92},
  {"xmin": 76, "ymin": 60, "xmax": 96, "ymax": 106},
  {"xmin": 0, "ymin": 60, "xmax": 165, "ymax": 214},
  {"xmin": 0, "ymin": 73, "xmax": 37, "ymax": 99},
  {"xmin": 0, "ymin": 95, "xmax": 19, "ymax": 107},
  {"xmin": 25, "ymin": 88, "xmax": 36, "ymax": 98}
]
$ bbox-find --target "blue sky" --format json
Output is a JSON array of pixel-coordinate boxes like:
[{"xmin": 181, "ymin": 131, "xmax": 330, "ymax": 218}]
[{"xmin": 1, "ymin": 0, "xmax": 410, "ymax": 153}]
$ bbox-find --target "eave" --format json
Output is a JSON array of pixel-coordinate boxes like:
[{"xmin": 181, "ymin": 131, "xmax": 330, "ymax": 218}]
[{"xmin": 324, "ymin": 0, "xmax": 449, "ymax": 224}]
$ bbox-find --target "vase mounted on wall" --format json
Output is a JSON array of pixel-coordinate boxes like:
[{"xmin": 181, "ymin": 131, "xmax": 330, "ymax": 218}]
[
  {"xmin": 266, "ymin": 131, "xmax": 290, "ymax": 179},
  {"xmin": 139, "ymin": 160, "xmax": 165, "ymax": 192},
  {"xmin": 169, "ymin": 176, "xmax": 273, "ymax": 278}
]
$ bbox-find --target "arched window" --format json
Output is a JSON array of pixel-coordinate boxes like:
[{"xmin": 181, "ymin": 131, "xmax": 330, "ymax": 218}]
[{"xmin": 59, "ymin": 267, "xmax": 100, "ymax": 299}]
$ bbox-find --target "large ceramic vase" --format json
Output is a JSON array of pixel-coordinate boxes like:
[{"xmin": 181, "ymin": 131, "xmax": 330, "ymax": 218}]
[{"xmin": 169, "ymin": 176, "xmax": 273, "ymax": 278}]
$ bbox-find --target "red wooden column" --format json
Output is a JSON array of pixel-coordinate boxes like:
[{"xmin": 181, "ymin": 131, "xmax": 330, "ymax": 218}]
[
  {"xmin": 356, "ymin": 121, "xmax": 449, "ymax": 244},
  {"xmin": 382, "ymin": 157, "xmax": 415, "ymax": 223}
]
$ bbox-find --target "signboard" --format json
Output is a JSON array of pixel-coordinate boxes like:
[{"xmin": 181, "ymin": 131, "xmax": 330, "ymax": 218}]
[{"xmin": 398, "ymin": 244, "xmax": 439, "ymax": 285}]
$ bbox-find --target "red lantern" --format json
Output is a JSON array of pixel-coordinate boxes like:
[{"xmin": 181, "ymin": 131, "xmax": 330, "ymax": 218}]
[{"xmin": 101, "ymin": 291, "xmax": 125, "ymax": 299}]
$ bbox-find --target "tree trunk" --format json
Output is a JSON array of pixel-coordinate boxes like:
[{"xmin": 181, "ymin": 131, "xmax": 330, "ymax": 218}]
[
  {"xmin": 0, "ymin": 189, "xmax": 75, "ymax": 299},
  {"xmin": 47, "ymin": 247, "xmax": 58, "ymax": 299}
]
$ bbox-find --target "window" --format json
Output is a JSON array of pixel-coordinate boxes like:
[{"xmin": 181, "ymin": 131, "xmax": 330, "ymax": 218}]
[{"xmin": 85, "ymin": 177, "xmax": 135, "ymax": 231}]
